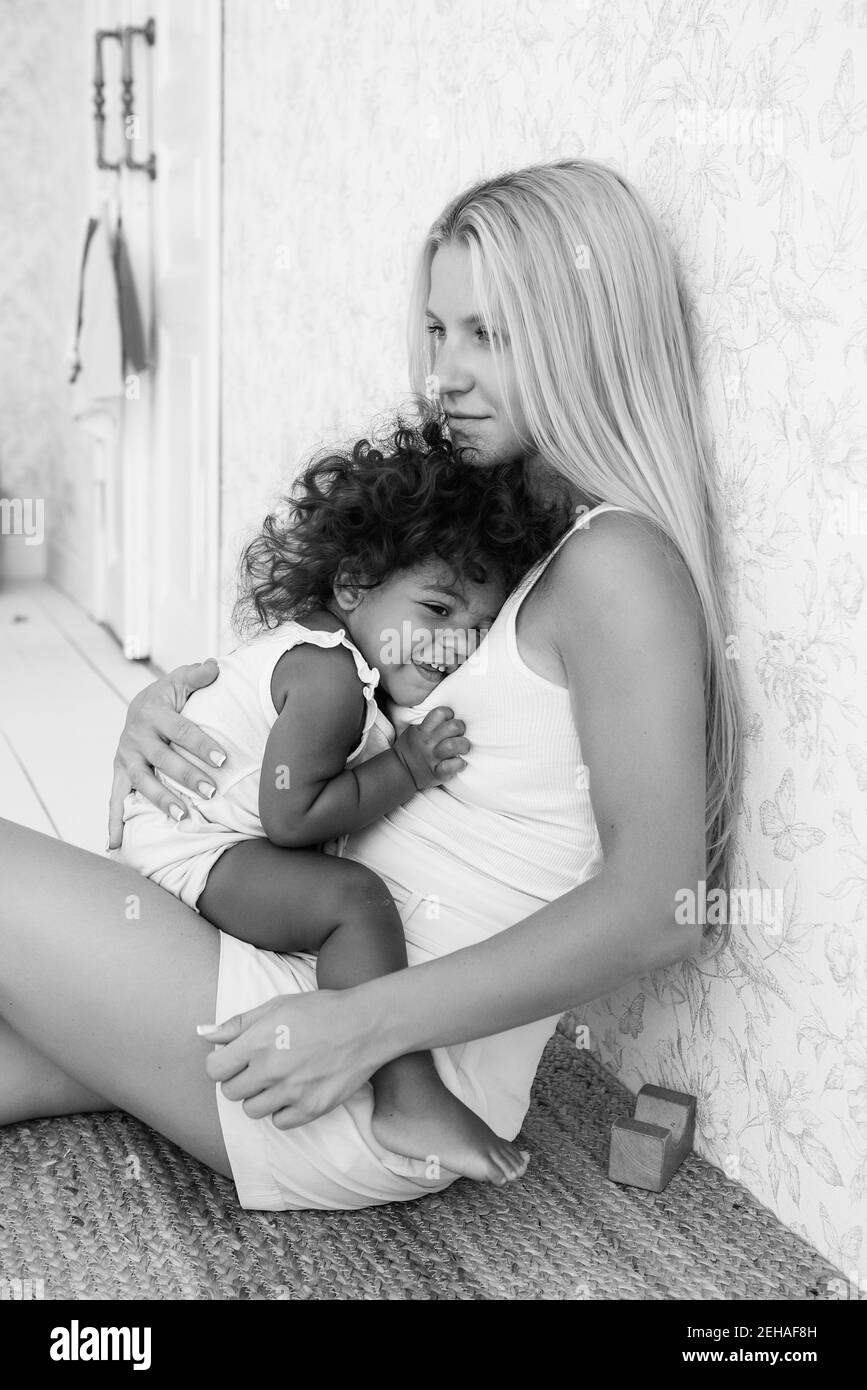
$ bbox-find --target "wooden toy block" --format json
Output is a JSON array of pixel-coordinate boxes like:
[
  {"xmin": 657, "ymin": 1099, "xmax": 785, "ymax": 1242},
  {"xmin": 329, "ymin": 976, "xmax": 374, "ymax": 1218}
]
[{"xmin": 608, "ymin": 1084, "xmax": 696, "ymax": 1192}]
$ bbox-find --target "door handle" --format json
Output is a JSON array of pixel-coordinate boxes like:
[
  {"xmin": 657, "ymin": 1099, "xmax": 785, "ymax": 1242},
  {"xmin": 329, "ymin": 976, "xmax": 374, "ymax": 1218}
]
[
  {"xmin": 93, "ymin": 27, "xmax": 123, "ymax": 172},
  {"xmin": 121, "ymin": 18, "xmax": 157, "ymax": 179}
]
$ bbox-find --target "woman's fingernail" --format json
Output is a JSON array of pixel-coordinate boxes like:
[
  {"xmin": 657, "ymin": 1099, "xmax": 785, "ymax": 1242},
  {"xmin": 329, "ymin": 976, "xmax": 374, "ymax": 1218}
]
[
  {"xmin": 169, "ymin": 804, "xmax": 184, "ymax": 822},
  {"xmin": 197, "ymin": 782, "xmax": 216, "ymax": 799},
  {"xmin": 209, "ymin": 750, "xmax": 226, "ymax": 767},
  {"xmin": 196, "ymin": 1023, "xmax": 219, "ymax": 1036}
]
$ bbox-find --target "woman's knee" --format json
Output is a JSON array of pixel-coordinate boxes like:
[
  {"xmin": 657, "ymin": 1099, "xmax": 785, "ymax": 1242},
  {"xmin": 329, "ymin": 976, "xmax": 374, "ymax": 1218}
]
[
  {"xmin": 0, "ymin": 818, "xmax": 61, "ymax": 929},
  {"xmin": 0, "ymin": 816, "xmax": 47, "ymax": 882}
]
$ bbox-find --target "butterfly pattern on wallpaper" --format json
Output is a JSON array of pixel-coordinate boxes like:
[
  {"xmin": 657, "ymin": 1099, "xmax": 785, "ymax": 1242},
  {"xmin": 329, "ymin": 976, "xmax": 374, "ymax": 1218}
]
[{"xmin": 760, "ymin": 769, "xmax": 826, "ymax": 861}]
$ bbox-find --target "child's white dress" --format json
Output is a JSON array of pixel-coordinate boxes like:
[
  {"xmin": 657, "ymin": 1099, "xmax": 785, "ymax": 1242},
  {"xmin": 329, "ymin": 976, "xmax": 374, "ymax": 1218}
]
[{"xmin": 114, "ymin": 621, "xmax": 392, "ymax": 911}]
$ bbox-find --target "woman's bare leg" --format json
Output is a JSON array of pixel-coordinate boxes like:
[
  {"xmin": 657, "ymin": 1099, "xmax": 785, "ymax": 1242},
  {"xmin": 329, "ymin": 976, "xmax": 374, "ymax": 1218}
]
[
  {"xmin": 0, "ymin": 1017, "xmax": 114, "ymax": 1125},
  {"xmin": 0, "ymin": 817, "xmax": 231, "ymax": 1178}
]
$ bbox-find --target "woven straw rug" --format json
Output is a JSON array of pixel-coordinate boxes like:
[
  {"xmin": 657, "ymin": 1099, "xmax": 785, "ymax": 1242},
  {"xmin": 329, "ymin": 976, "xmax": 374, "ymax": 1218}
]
[{"xmin": 0, "ymin": 1035, "xmax": 841, "ymax": 1300}]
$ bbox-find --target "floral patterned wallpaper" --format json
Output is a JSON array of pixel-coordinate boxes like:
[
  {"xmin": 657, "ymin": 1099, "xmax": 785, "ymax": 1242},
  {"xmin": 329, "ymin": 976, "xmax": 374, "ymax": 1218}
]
[
  {"xmin": 221, "ymin": 0, "xmax": 867, "ymax": 1280},
  {"xmin": 0, "ymin": 0, "xmax": 93, "ymax": 596}
]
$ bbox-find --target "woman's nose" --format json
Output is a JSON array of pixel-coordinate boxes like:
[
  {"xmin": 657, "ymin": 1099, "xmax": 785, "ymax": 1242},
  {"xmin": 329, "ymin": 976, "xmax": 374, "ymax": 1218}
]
[{"xmin": 432, "ymin": 338, "xmax": 474, "ymax": 398}]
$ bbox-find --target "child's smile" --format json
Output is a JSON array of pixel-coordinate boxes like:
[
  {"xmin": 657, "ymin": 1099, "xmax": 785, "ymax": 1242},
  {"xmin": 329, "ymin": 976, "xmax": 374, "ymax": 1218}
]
[{"xmin": 331, "ymin": 559, "xmax": 507, "ymax": 706}]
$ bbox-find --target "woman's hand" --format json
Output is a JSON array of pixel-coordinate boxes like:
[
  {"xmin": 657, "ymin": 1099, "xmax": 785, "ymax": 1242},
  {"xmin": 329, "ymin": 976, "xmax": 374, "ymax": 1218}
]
[
  {"xmin": 199, "ymin": 989, "xmax": 383, "ymax": 1128},
  {"xmin": 107, "ymin": 658, "xmax": 226, "ymax": 848}
]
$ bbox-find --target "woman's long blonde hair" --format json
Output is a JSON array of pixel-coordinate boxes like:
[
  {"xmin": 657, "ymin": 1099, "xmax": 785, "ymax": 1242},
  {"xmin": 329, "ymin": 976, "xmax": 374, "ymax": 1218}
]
[{"xmin": 408, "ymin": 157, "xmax": 745, "ymax": 914}]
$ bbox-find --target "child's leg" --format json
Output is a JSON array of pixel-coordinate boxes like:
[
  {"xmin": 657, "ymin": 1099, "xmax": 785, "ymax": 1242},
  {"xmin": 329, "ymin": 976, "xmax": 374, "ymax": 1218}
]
[
  {"xmin": 197, "ymin": 841, "xmax": 529, "ymax": 1186},
  {"xmin": 197, "ymin": 838, "xmax": 406, "ymax": 975}
]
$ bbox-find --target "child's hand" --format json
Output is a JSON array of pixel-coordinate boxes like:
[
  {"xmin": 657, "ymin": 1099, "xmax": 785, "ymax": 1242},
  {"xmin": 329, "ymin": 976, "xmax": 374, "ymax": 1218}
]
[{"xmin": 394, "ymin": 707, "xmax": 470, "ymax": 791}]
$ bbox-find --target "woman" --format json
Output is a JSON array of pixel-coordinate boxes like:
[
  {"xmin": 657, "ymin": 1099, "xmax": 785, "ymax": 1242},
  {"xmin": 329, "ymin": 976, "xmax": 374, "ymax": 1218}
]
[{"xmin": 0, "ymin": 158, "xmax": 744, "ymax": 1210}]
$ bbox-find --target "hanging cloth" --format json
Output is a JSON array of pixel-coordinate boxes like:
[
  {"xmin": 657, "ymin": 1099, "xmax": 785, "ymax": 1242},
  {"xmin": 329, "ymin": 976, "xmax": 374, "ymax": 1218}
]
[
  {"xmin": 68, "ymin": 202, "xmax": 149, "ymax": 417},
  {"xmin": 68, "ymin": 208, "xmax": 124, "ymax": 417},
  {"xmin": 113, "ymin": 213, "xmax": 149, "ymax": 374}
]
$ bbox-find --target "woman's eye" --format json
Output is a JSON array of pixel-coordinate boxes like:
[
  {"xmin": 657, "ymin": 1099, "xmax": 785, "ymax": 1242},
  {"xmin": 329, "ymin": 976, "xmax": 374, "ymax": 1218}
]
[
  {"xmin": 476, "ymin": 325, "xmax": 504, "ymax": 346},
  {"xmin": 425, "ymin": 323, "xmax": 445, "ymax": 338},
  {"xmin": 423, "ymin": 603, "xmax": 449, "ymax": 616}
]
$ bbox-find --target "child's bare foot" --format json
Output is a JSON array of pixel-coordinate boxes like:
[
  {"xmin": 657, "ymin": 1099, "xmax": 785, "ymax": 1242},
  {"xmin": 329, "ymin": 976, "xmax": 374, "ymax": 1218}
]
[{"xmin": 371, "ymin": 1057, "xmax": 530, "ymax": 1186}]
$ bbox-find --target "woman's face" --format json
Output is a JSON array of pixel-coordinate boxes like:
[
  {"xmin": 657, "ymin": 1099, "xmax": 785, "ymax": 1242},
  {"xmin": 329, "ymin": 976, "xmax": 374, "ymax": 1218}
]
[{"xmin": 425, "ymin": 242, "xmax": 531, "ymax": 466}]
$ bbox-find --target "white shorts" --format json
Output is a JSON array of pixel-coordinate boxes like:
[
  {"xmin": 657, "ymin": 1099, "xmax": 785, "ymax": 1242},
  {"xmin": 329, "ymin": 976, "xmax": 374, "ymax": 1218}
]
[
  {"xmin": 213, "ymin": 869, "xmax": 560, "ymax": 1211},
  {"xmin": 113, "ymin": 795, "xmax": 560, "ymax": 1210}
]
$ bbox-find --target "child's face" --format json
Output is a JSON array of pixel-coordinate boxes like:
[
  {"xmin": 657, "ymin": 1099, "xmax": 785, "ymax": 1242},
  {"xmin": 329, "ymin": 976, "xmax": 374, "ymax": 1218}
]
[{"xmin": 334, "ymin": 559, "xmax": 507, "ymax": 705}]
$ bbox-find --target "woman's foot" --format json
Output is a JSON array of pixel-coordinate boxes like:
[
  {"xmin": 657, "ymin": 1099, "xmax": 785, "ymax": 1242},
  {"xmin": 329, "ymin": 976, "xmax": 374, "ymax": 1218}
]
[{"xmin": 371, "ymin": 1056, "xmax": 530, "ymax": 1186}]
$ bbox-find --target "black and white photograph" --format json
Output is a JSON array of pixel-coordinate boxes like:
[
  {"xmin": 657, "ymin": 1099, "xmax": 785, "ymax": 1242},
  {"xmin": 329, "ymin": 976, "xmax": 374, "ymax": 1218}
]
[{"xmin": 0, "ymin": 0, "xmax": 865, "ymax": 1336}]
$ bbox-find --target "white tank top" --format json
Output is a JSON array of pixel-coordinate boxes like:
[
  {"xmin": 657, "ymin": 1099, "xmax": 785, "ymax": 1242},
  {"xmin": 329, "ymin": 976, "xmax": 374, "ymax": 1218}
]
[{"xmin": 345, "ymin": 504, "xmax": 633, "ymax": 914}]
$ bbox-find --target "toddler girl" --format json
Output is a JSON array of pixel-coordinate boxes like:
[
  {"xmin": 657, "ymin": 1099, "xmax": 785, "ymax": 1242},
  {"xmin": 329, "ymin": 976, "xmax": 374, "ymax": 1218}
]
[{"xmin": 114, "ymin": 417, "xmax": 567, "ymax": 1184}]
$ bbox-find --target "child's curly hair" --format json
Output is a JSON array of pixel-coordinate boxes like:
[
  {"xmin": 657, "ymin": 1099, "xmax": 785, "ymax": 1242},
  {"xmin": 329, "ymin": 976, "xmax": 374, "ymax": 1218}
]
[{"xmin": 232, "ymin": 416, "xmax": 573, "ymax": 637}]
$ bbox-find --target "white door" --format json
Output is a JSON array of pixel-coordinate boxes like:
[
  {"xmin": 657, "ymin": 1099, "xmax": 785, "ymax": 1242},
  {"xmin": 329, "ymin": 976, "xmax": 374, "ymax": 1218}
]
[
  {"xmin": 148, "ymin": 0, "xmax": 221, "ymax": 670},
  {"xmin": 87, "ymin": 0, "xmax": 152, "ymax": 658},
  {"xmin": 85, "ymin": 0, "xmax": 220, "ymax": 669}
]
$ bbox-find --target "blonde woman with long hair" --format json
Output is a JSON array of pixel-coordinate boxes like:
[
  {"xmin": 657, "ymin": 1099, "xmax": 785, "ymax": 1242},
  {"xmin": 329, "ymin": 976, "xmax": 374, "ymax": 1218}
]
[{"xmin": 0, "ymin": 159, "xmax": 744, "ymax": 1210}]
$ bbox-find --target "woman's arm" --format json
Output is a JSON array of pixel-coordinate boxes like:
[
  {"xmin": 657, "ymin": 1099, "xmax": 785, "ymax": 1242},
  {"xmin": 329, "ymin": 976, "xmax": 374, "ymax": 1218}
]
[{"xmin": 205, "ymin": 515, "xmax": 710, "ymax": 1126}]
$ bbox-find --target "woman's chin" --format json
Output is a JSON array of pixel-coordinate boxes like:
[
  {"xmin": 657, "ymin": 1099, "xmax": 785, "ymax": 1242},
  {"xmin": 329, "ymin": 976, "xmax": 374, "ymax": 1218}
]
[
  {"xmin": 450, "ymin": 436, "xmax": 494, "ymax": 465},
  {"xmin": 450, "ymin": 433, "xmax": 525, "ymax": 469}
]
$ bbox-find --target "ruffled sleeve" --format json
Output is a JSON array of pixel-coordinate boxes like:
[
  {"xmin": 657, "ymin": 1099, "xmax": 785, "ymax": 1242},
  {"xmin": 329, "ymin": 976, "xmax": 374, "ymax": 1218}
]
[
  {"xmin": 331, "ymin": 630, "xmax": 382, "ymax": 763},
  {"xmin": 258, "ymin": 623, "xmax": 382, "ymax": 765}
]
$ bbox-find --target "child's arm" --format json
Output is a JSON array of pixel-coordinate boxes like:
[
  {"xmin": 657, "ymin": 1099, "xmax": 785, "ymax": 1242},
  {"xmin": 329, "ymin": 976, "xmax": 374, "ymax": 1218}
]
[{"xmin": 258, "ymin": 642, "xmax": 467, "ymax": 849}]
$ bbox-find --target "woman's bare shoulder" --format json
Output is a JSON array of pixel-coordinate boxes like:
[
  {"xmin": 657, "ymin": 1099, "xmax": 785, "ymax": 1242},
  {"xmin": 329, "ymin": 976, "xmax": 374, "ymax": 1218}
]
[
  {"xmin": 556, "ymin": 507, "xmax": 690, "ymax": 583},
  {"xmin": 543, "ymin": 509, "xmax": 706, "ymax": 661}
]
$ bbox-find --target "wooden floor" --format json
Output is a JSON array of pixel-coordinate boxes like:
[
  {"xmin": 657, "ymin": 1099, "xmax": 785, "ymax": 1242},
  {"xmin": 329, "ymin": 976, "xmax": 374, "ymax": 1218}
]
[{"xmin": 0, "ymin": 580, "xmax": 161, "ymax": 854}]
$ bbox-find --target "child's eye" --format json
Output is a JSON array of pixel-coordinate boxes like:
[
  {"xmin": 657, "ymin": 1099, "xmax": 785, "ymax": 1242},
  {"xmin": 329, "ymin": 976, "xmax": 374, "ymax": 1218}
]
[{"xmin": 423, "ymin": 603, "xmax": 449, "ymax": 616}]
